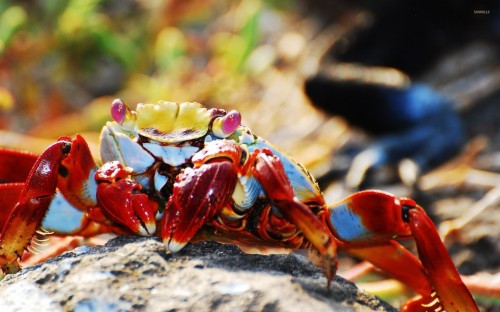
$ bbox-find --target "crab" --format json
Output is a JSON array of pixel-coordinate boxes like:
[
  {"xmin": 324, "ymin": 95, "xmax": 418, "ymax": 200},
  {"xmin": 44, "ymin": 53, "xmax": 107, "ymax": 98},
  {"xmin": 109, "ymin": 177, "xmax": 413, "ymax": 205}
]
[{"xmin": 0, "ymin": 99, "xmax": 478, "ymax": 311}]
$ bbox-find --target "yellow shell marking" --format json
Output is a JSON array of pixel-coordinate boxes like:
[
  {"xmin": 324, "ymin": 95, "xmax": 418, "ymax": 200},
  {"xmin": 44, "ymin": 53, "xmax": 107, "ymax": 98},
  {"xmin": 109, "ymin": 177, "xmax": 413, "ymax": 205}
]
[{"xmin": 136, "ymin": 101, "xmax": 211, "ymax": 143}]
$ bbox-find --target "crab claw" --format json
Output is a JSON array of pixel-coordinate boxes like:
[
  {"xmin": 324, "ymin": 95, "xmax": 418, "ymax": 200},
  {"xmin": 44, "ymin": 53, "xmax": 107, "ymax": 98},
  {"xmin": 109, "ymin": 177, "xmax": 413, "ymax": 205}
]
[
  {"xmin": 0, "ymin": 139, "xmax": 71, "ymax": 273},
  {"xmin": 96, "ymin": 161, "xmax": 158, "ymax": 236},
  {"xmin": 161, "ymin": 162, "xmax": 238, "ymax": 252},
  {"xmin": 161, "ymin": 140, "xmax": 241, "ymax": 252}
]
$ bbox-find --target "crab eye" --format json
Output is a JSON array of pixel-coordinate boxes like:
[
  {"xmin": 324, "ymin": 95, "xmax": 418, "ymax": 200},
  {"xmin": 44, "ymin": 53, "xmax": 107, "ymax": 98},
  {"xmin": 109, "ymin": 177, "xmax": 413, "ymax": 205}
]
[
  {"xmin": 111, "ymin": 99, "xmax": 126, "ymax": 124},
  {"xmin": 111, "ymin": 99, "xmax": 135, "ymax": 130},
  {"xmin": 212, "ymin": 109, "xmax": 241, "ymax": 138},
  {"xmin": 223, "ymin": 110, "xmax": 241, "ymax": 133}
]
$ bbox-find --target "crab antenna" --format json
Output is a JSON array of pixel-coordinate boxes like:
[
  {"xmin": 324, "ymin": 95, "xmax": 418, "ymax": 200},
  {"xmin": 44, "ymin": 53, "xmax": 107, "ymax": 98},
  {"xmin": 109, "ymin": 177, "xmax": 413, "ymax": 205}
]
[
  {"xmin": 212, "ymin": 110, "xmax": 241, "ymax": 138},
  {"xmin": 111, "ymin": 99, "xmax": 135, "ymax": 130}
]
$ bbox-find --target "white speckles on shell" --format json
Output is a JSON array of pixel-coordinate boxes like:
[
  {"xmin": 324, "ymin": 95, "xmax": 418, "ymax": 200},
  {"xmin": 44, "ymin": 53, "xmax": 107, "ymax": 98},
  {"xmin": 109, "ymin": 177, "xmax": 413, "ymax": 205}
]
[{"xmin": 143, "ymin": 143, "xmax": 199, "ymax": 167}]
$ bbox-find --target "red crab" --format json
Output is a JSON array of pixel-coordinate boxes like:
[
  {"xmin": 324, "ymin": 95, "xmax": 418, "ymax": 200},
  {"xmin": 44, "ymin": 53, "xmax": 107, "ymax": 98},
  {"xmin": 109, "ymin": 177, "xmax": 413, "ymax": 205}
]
[{"xmin": 0, "ymin": 99, "xmax": 478, "ymax": 311}]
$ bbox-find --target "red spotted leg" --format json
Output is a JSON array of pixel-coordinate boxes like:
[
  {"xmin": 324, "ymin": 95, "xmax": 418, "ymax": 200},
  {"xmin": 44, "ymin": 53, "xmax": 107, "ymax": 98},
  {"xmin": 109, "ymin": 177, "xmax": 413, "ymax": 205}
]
[
  {"xmin": 252, "ymin": 150, "xmax": 338, "ymax": 285},
  {"xmin": 0, "ymin": 139, "xmax": 71, "ymax": 273}
]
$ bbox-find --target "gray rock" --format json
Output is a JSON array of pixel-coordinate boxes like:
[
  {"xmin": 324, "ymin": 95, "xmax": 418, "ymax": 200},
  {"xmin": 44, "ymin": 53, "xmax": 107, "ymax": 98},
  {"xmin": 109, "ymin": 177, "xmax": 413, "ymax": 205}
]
[{"xmin": 0, "ymin": 236, "xmax": 397, "ymax": 312}]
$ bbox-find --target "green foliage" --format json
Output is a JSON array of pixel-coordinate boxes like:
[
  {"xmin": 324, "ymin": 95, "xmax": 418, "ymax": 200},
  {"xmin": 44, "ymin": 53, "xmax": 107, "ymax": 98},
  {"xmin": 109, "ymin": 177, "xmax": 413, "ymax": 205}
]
[
  {"xmin": 0, "ymin": 5, "xmax": 27, "ymax": 54},
  {"xmin": 0, "ymin": 0, "xmax": 296, "ymax": 133}
]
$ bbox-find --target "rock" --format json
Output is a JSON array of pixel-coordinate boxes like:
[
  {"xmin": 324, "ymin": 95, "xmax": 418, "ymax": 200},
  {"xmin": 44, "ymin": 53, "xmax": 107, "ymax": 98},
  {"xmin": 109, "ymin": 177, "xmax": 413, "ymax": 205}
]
[{"xmin": 0, "ymin": 236, "xmax": 397, "ymax": 312}]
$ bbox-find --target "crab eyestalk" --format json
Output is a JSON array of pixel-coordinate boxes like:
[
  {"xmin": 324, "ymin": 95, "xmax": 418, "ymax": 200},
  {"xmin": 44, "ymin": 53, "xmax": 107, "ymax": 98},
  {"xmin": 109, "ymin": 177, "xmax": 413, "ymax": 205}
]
[
  {"xmin": 212, "ymin": 110, "xmax": 241, "ymax": 138},
  {"xmin": 111, "ymin": 98, "xmax": 136, "ymax": 131}
]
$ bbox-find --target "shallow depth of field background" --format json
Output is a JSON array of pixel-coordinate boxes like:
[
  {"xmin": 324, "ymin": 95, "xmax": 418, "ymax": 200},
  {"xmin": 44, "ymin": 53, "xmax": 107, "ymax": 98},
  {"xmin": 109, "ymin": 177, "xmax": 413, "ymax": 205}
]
[{"xmin": 0, "ymin": 1, "xmax": 499, "ymax": 310}]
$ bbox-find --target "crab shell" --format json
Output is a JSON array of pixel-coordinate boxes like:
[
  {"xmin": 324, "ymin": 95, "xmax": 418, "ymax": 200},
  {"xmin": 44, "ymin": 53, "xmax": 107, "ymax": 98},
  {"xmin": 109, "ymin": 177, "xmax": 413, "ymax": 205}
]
[
  {"xmin": 100, "ymin": 100, "xmax": 323, "ymax": 213},
  {"xmin": 135, "ymin": 101, "xmax": 212, "ymax": 143},
  {"xmin": 41, "ymin": 101, "xmax": 322, "ymax": 235}
]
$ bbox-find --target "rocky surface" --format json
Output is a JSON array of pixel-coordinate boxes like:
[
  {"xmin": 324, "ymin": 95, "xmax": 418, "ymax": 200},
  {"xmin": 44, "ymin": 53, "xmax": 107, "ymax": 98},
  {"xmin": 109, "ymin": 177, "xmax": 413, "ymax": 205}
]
[{"xmin": 0, "ymin": 236, "xmax": 397, "ymax": 312}]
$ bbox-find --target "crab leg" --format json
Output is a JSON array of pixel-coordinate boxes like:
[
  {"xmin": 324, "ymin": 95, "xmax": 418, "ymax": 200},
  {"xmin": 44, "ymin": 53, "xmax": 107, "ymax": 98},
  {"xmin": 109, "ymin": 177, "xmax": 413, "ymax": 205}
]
[
  {"xmin": 407, "ymin": 207, "xmax": 479, "ymax": 312},
  {"xmin": 345, "ymin": 242, "xmax": 432, "ymax": 296},
  {"xmin": 0, "ymin": 139, "xmax": 71, "ymax": 273},
  {"xmin": 326, "ymin": 191, "xmax": 432, "ymax": 294},
  {"xmin": 0, "ymin": 184, "xmax": 24, "ymax": 234},
  {"xmin": 326, "ymin": 191, "xmax": 478, "ymax": 311},
  {"xmin": 0, "ymin": 149, "xmax": 38, "ymax": 183},
  {"xmin": 0, "ymin": 149, "xmax": 38, "ymax": 228},
  {"xmin": 252, "ymin": 150, "xmax": 338, "ymax": 284}
]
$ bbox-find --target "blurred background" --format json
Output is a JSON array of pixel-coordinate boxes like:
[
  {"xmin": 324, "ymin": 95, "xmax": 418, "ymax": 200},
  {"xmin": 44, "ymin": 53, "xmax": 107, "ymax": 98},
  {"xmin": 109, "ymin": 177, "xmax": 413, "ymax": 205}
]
[{"xmin": 0, "ymin": 0, "xmax": 499, "ymax": 310}]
